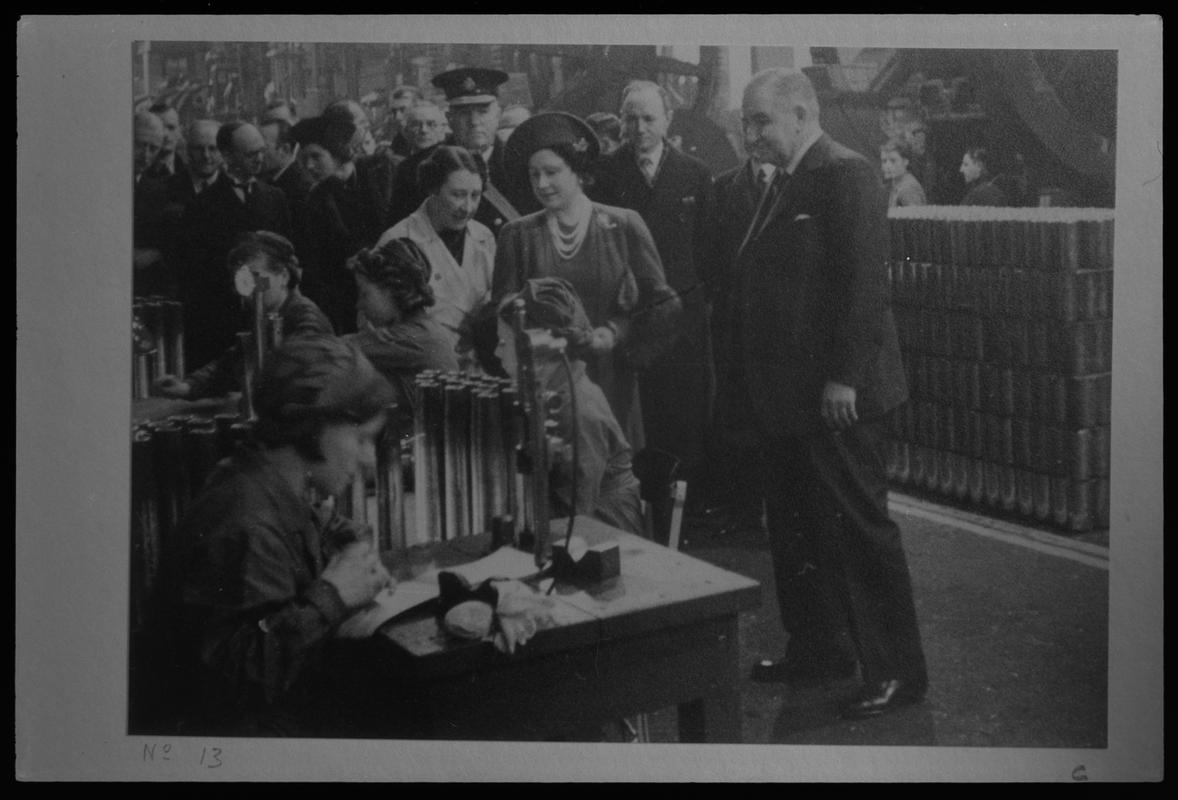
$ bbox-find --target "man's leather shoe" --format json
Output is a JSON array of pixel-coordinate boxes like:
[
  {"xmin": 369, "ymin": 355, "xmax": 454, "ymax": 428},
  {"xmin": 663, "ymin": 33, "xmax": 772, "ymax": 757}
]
[
  {"xmin": 840, "ymin": 679, "xmax": 927, "ymax": 719},
  {"xmin": 751, "ymin": 653, "xmax": 858, "ymax": 684}
]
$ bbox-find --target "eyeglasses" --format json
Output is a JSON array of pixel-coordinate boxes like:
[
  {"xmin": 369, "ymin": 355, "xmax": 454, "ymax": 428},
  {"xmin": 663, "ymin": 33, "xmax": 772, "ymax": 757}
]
[{"xmin": 406, "ymin": 120, "xmax": 441, "ymax": 130}]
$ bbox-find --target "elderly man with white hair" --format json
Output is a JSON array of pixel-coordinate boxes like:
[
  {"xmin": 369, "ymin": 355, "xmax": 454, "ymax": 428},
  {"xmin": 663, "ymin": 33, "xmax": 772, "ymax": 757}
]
[{"xmin": 720, "ymin": 68, "xmax": 927, "ymax": 720}]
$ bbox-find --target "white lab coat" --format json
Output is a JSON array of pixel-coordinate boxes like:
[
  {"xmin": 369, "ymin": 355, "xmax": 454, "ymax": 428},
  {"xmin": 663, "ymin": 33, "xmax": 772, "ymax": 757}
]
[{"xmin": 376, "ymin": 202, "xmax": 497, "ymax": 338}]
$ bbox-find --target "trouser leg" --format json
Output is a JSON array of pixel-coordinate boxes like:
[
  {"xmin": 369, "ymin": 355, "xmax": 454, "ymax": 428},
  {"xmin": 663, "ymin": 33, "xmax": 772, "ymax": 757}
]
[
  {"xmin": 801, "ymin": 416, "xmax": 927, "ymax": 685},
  {"xmin": 758, "ymin": 440, "xmax": 853, "ymax": 659}
]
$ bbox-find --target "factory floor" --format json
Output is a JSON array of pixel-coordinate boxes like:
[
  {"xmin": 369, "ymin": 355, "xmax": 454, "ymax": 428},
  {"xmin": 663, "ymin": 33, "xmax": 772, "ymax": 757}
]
[{"xmin": 644, "ymin": 492, "xmax": 1110, "ymax": 748}]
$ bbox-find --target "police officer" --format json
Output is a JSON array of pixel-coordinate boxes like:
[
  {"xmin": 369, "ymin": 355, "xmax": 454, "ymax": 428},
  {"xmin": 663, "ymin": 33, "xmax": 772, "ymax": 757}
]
[{"xmin": 388, "ymin": 67, "xmax": 538, "ymax": 235}]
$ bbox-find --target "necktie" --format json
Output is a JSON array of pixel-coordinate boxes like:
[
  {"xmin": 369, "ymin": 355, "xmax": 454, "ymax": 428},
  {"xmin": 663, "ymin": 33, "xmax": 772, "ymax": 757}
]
[
  {"xmin": 739, "ymin": 170, "xmax": 787, "ymax": 257},
  {"xmin": 756, "ymin": 167, "xmax": 772, "ymax": 199},
  {"xmin": 639, "ymin": 156, "xmax": 656, "ymax": 185}
]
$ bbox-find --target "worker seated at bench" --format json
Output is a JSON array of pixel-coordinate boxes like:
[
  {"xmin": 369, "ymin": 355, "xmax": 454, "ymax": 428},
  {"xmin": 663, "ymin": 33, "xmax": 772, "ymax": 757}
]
[
  {"xmin": 165, "ymin": 336, "xmax": 408, "ymax": 737},
  {"xmin": 492, "ymin": 277, "xmax": 644, "ymax": 537},
  {"xmin": 154, "ymin": 231, "xmax": 334, "ymax": 400}
]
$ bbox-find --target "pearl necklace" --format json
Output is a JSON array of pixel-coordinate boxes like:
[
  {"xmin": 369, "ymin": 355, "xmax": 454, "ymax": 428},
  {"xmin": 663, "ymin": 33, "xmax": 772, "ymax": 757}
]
[{"xmin": 547, "ymin": 196, "xmax": 592, "ymax": 261}]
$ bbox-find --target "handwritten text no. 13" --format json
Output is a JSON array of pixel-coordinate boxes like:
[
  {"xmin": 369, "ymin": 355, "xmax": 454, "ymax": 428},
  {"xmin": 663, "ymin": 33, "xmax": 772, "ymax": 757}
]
[{"xmin": 142, "ymin": 742, "xmax": 223, "ymax": 768}]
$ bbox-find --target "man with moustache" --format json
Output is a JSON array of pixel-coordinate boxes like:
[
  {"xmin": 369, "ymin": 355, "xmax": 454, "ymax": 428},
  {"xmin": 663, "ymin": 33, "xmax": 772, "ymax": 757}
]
[
  {"xmin": 593, "ymin": 80, "xmax": 715, "ymax": 505},
  {"xmin": 730, "ymin": 68, "xmax": 927, "ymax": 719},
  {"xmin": 179, "ymin": 121, "xmax": 292, "ymax": 369}
]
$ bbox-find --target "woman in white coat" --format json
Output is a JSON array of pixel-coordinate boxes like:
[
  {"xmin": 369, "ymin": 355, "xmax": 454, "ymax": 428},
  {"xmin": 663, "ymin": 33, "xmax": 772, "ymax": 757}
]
[{"xmin": 376, "ymin": 145, "xmax": 496, "ymax": 367}]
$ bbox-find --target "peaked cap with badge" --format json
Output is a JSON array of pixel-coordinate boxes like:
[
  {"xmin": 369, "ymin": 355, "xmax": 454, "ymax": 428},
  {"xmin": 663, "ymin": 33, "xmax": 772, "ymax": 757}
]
[{"xmin": 432, "ymin": 67, "xmax": 510, "ymax": 107}]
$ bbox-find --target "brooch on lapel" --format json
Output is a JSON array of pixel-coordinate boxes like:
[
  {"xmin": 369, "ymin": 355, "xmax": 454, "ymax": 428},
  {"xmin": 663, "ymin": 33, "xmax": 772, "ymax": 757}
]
[
  {"xmin": 595, "ymin": 212, "xmax": 617, "ymax": 230},
  {"xmin": 680, "ymin": 195, "xmax": 697, "ymax": 207}
]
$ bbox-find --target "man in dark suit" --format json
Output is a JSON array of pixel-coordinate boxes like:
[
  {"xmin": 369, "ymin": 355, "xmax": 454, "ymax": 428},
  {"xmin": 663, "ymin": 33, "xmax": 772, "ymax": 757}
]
[
  {"xmin": 385, "ymin": 85, "xmax": 422, "ymax": 158},
  {"xmin": 133, "ymin": 111, "xmax": 171, "ymax": 297},
  {"xmin": 179, "ymin": 121, "xmax": 292, "ymax": 369},
  {"xmin": 324, "ymin": 99, "xmax": 402, "ymax": 227},
  {"xmin": 145, "ymin": 102, "xmax": 188, "ymax": 181},
  {"xmin": 730, "ymin": 69, "xmax": 926, "ymax": 719},
  {"xmin": 388, "ymin": 67, "xmax": 539, "ymax": 237},
  {"xmin": 704, "ymin": 153, "xmax": 777, "ymax": 529},
  {"xmin": 593, "ymin": 80, "xmax": 715, "ymax": 498},
  {"xmin": 160, "ymin": 119, "xmax": 224, "ymax": 223},
  {"xmin": 260, "ymin": 117, "xmax": 315, "ymax": 213}
]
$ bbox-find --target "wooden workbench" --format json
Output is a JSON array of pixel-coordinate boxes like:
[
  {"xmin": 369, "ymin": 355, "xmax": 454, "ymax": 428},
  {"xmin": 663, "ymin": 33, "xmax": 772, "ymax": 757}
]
[{"xmin": 375, "ymin": 516, "xmax": 761, "ymax": 743}]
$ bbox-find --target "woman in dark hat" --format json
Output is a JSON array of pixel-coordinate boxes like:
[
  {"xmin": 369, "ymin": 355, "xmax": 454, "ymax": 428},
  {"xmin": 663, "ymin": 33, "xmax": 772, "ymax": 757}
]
[
  {"xmin": 171, "ymin": 335, "xmax": 398, "ymax": 736},
  {"xmin": 344, "ymin": 237, "xmax": 460, "ymax": 416},
  {"xmin": 492, "ymin": 112, "xmax": 681, "ymax": 451},
  {"xmin": 292, "ymin": 115, "xmax": 393, "ymax": 334},
  {"xmin": 494, "ymin": 277, "xmax": 644, "ymax": 536},
  {"xmin": 153, "ymin": 230, "xmax": 334, "ymax": 399}
]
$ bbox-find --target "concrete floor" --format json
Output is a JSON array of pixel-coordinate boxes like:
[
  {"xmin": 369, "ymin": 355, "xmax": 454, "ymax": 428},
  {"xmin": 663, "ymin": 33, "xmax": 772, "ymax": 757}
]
[{"xmin": 646, "ymin": 493, "xmax": 1109, "ymax": 748}]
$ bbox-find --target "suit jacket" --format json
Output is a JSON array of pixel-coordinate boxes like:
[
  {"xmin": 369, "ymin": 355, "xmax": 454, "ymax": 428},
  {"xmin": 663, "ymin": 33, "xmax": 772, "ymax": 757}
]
[
  {"xmin": 134, "ymin": 173, "xmax": 170, "ymax": 250},
  {"xmin": 299, "ymin": 168, "xmax": 392, "ymax": 334},
  {"xmin": 268, "ymin": 158, "xmax": 316, "ymax": 215},
  {"xmin": 708, "ymin": 159, "xmax": 765, "ymax": 371},
  {"xmin": 386, "ymin": 144, "xmax": 437, "ymax": 227},
  {"xmin": 593, "ymin": 141, "xmax": 713, "ymax": 298},
  {"xmin": 145, "ymin": 152, "xmax": 189, "ymax": 182},
  {"xmin": 178, "ymin": 176, "xmax": 292, "ymax": 368},
  {"xmin": 356, "ymin": 149, "xmax": 402, "ymax": 225},
  {"xmin": 732, "ymin": 134, "xmax": 907, "ymax": 438},
  {"xmin": 478, "ymin": 143, "xmax": 541, "ymax": 233},
  {"xmin": 133, "ymin": 173, "xmax": 172, "ymax": 297}
]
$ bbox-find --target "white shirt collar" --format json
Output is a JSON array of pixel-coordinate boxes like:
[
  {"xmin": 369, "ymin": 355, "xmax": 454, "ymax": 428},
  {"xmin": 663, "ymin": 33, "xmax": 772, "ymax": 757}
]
[{"xmin": 192, "ymin": 170, "xmax": 220, "ymax": 193}]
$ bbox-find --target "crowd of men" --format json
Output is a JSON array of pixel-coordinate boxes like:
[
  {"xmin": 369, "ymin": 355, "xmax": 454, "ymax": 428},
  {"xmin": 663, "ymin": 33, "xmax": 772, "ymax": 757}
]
[{"xmin": 133, "ymin": 65, "xmax": 928, "ymax": 721}]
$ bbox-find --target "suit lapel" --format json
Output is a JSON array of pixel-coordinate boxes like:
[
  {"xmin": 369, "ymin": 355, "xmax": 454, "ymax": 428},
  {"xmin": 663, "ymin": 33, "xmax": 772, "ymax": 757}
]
[{"xmin": 737, "ymin": 136, "xmax": 831, "ymax": 261}]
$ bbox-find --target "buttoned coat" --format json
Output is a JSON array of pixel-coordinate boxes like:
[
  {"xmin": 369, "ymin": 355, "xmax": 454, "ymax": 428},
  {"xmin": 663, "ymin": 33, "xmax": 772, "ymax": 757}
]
[
  {"xmin": 376, "ymin": 203, "xmax": 497, "ymax": 340},
  {"xmin": 593, "ymin": 141, "xmax": 715, "ymax": 469},
  {"xmin": 732, "ymin": 134, "xmax": 907, "ymax": 439}
]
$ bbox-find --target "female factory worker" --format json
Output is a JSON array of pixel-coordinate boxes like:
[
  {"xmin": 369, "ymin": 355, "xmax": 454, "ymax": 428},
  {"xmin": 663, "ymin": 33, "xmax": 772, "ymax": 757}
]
[
  {"xmin": 174, "ymin": 335, "xmax": 397, "ymax": 736},
  {"xmin": 375, "ymin": 145, "xmax": 496, "ymax": 355},
  {"xmin": 494, "ymin": 277, "xmax": 644, "ymax": 536},
  {"xmin": 154, "ymin": 231, "xmax": 333, "ymax": 399},
  {"xmin": 292, "ymin": 115, "xmax": 390, "ymax": 334},
  {"xmin": 492, "ymin": 112, "xmax": 680, "ymax": 451},
  {"xmin": 345, "ymin": 237, "xmax": 460, "ymax": 415},
  {"xmin": 880, "ymin": 138, "xmax": 927, "ymax": 208}
]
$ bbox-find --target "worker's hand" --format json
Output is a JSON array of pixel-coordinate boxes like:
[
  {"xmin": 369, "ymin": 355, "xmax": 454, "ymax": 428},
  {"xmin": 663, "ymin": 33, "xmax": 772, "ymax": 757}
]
[
  {"xmin": 321, "ymin": 540, "xmax": 391, "ymax": 609},
  {"xmin": 820, "ymin": 381, "xmax": 858, "ymax": 431},
  {"xmin": 153, "ymin": 375, "xmax": 192, "ymax": 399},
  {"xmin": 587, "ymin": 325, "xmax": 617, "ymax": 356}
]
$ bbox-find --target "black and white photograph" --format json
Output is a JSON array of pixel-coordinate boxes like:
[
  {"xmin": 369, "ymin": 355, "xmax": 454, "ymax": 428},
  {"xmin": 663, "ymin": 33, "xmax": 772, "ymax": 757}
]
[{"xmin": 16, "ymin": 15, "xmax": 1162, "ymax": 781}]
